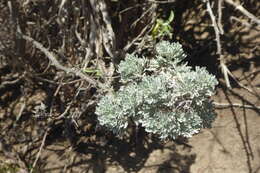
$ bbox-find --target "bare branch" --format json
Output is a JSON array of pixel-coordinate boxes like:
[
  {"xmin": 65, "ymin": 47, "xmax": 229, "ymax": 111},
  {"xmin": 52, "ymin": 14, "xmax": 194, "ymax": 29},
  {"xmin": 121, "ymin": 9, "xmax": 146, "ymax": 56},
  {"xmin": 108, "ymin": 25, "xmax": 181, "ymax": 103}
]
[
  {"xmin": 58, "ymin": 0, "xmax": 68, "ymax": 16},
  {"xmin": 147, "ymin": 0, "xmax": 176, "ymax": 4},
  {"xmin": 206, "ymin": 0, "xmax": 231, "ymax": 88},
  {"xmin": 30, "ymin": 130, "xmax": 48, "ymax": 173},
  {"xmin": 230, "ymin": 16, "xmax": 260, "ymax": 29},
  {"xmin": 217, "ymin": 0, "xmax": 224, "ymax": 34},
  {"xmin": 225, "ymin": 0, "xmax": 260, "ymax": 25},
  {"xmin": 213, "ymin": 102, "xmax": 260, "ymax": 110},
  {"xmin": 0, "ymin": 74, "xmax": 24, "ymax": 89},
  {"xmin": 124, "ymin": 22, "xmax": 151, "ymax": 52},
  {"xmin": 206, "ymin": 0, "xmax": 221, "ymax": 55},
  {"xmin": 225, "ymin": 67, "xmax": 255, "ymax": 94},
  {"xmin": 19, "ymin": 33, "xmax": 106, "ymax": 89},
  {"xmin": 99, "ymin": 0, "xmax": 116, "ymax": 58}
]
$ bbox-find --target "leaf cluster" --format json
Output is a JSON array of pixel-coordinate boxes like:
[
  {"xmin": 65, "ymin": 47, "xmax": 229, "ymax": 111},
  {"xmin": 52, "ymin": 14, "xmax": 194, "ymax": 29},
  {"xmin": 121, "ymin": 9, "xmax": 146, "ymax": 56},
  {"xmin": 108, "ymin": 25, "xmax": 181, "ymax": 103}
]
[{"xmin": 151, "ymin": 11, "xmax": 174, "ymax": 39}]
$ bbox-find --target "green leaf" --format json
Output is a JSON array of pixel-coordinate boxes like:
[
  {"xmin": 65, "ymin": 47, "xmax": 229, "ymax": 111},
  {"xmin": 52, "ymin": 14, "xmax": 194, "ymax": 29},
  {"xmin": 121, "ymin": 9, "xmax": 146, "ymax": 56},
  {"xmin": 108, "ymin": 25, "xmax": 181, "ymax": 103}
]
[
  {"xmin": 83, "ymin": 68, "xmax": 102, "ymax": 77},
  {"xmin": 167, "ymin": 10, "xmax": 174, "ymax": 24},
  {"xmin": 151, "ymin": 11, "xmax": 175, "ymax": 39}
]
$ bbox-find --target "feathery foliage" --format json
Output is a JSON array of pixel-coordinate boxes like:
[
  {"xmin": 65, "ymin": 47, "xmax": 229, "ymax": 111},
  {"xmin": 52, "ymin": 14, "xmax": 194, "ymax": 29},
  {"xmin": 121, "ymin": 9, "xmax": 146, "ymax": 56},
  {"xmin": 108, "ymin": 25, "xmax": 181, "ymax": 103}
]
[{"xmin": 95, "ymin": 41, "xmax": 218, "ymax": 139}]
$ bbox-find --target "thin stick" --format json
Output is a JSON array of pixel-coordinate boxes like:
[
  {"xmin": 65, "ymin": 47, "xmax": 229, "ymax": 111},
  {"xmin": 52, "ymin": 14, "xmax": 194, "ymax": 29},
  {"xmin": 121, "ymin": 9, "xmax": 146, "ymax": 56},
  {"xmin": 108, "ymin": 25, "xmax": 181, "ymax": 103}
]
[
  {"xmin": 230, "ymin": 16, "xmax": 260, "ymax": 29},
  {"xmin": 123, "ymin": 5, "xmax": 157, "ymax": 52},
  {"xmin": 238, "ymin": 69, "xmax": 260, "ymax": 81},
  {"xmin": 217, "ymin": 0, "xmax": 224, "ymax": 34},
  {"xmin": 119, "ymin": 4, "xmax": 144, "ymax": 14},
  {"xmin": 206, "ymin": 0, "xmax": 231, "ymax": 88},
  {"xmin": 124, "ymin": 23, "xmax": 151, "ymax": 52},
  {"xmin": 213, "ymin": 102, "xmax": 260, "ymax": 110},
  {"xmin": 0, "ymin": 74, "xmax": 24, "ymax": 89},
  {"xmin": 147, "ymin": 0, "xmax": 176, "ymax": 4},
  {"xmin": 225, "ymin": 0, "xmax": 260, "ymax": 25},
  {"xmin": 19, "ymin": 33, "xmax": 106, "ymax": 89},
  {"xmin": 16, "ymin": 102, "xmax": 26, "ymax": 122},
  {"xmin": 225, "ymin": 67, "xmax": 254, "ymax": 94},
  {"xmin": 131, "ymin": 4, "xmax": 155, "ymax": 28},
  {"xmin": 30, "ymin": 130, "xmax": 48, "ymax": 173}
]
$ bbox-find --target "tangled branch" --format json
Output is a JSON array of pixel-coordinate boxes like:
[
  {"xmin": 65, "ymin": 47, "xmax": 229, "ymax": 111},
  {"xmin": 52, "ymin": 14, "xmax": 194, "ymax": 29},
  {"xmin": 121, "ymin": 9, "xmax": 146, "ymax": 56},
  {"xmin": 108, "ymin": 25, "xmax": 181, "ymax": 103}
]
[
  {"xmin": 225, "ymin": 0, "xmax": 260, "ymax": 26},
  {"xmin": 19, "ymin": 33, "xmax": 106, "ymax": 89}
]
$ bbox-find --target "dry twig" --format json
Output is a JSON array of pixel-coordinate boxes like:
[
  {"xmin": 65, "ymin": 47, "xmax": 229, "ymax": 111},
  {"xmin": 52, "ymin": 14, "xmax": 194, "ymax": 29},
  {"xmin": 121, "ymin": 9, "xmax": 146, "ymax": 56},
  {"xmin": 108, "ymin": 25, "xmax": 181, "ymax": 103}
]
[
  {"xmin": 205, "ymin": 0, "xmax": 231, "ymax": 88},
  {"xmin": 225, "ymin": 0, "xmax": 260, "ymax": 25},
  {"xmin": 213, "ymin": 102, "xmax": 260, "ymax": 110},
  {"xmin": 230, "ymin": 16, "xmax": 260, "ymax": 29},
  {"xmin": 147, "ymin": 0, "xmax": 176, "ymax": 3},
  {"xmin": 0, "ymin": 73, "xmax": 24, "ymax": 89},
  {"xmin": 225, "ymin": 68, "xmax": 255, "ymax": 94},
  {"xmin": 217, "ymin": 0, "xmax": 224, "ymax": 34},
  {"xmin": 19, "ymin": 33, "xmax": 106, "ymax": 89},
  {"xmin": 124, "ymin": 4, "xmax": 157, "ymax": 52},
  {"xmin": 30, "ymin": 130, "xmax": 48, "ymax": 173}
]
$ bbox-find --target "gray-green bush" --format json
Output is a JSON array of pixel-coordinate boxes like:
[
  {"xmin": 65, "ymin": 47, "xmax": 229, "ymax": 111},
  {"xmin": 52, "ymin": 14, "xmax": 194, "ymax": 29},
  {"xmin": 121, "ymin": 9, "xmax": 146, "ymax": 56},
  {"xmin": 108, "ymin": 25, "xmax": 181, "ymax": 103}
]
[{"xmin": 96, "ymin": 41, "xmax": 218, "ymax": 139}]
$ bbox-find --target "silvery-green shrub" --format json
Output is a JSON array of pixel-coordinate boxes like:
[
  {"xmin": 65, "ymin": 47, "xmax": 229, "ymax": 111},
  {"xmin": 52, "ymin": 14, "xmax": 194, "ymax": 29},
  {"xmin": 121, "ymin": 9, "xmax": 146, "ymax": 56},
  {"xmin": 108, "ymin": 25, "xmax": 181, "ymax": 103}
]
[{"xmin": 95, "ymin": 41, "xmax": 218, "ymax": 139}]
